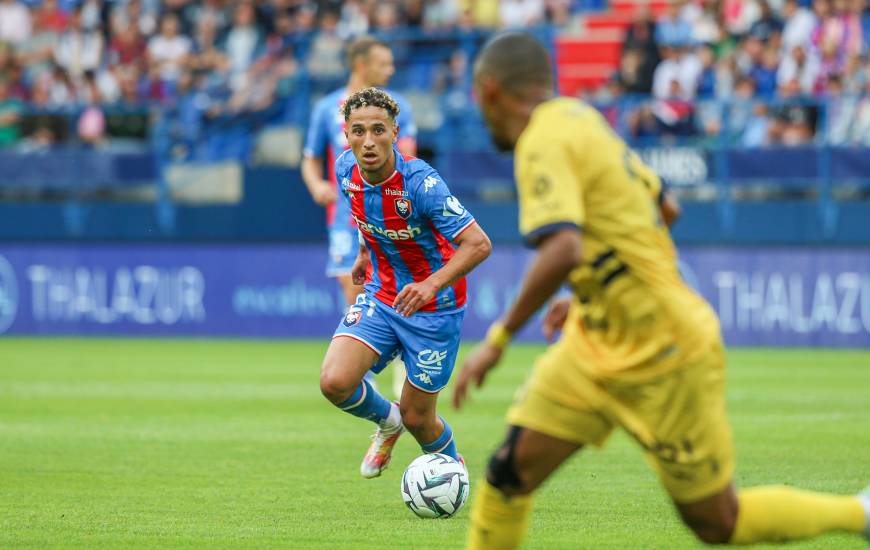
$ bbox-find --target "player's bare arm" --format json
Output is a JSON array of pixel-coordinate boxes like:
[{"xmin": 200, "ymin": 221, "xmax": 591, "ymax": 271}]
[
  {"xmin": 453, "ymin": 226, "xmax": 581, "ymax": 409},
  {"xmin": 661, "ymin": 189, "xmax": 681, "ymax": 228},
  {"xmin": 350, "ymin": 241, "xmax": 369, "ymax": 286},
  {"xmin": 300, "ymin": 156, "xmax": 337, "ymax": 206},
  {"xmin": 393, "ymin": 223, "xmax": 492, "ymax": 317}
]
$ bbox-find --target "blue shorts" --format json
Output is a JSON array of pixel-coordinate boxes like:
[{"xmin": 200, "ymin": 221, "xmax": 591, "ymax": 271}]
[
  {"xmin": 333, "ymin": 294, "xmax": 465, "ymax": 393},
  {"xmin": 326, "ymin": 225, "xmax": 357, "ymax": 277}
]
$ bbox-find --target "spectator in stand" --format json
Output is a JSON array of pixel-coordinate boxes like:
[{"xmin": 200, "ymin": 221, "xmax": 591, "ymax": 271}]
[
  {"xmin": 618, "ymin": 48, "xmax": 655, "ymax": 93},
  {"xmin": 825, "ymin": 74, "xmax": 858, "ymax": 144},
  {"xmin": 111, "ymin": 0, "xmax": 157, "ymax": 38},
  {"xmin": 741, "ymin": 101, "xmax": 772, "ymax": 146},
  {"xmin": 850, "ymin": 77, "xmax": 870, "ymax": 144},
  {"xmin": 189, "ymin": 17, "xmax": 228, "ymax": 80},
  {"xmin": 499, "ymin": 0, "xmax": 545, "ymax": 28},
  {"xmin": 307, "ymin": 9, "xmax": 344, "ymax": 81},
  {"xmin": 779, "ymin": 104, "xmax": 816, "ymax": 144},
  {"xmin": 34, "ymin": 0, "xmax": 69, "ymax": 34},
  {"xmin": 781, "ymin": 0, "xmax": 818, "ymax": 53},
  {"xmin": 54, "ymin": 7, "xmax": 104, "ymax": 81},
  {"xmin": 695, "ymin": 44, "xmax": 718, "ymax": 97},
  {"xmin": 78, "ymin": 0, "xmax": 105, "ymax": 35},
  {"xmin": 221, "ymin": 2, "xmax": 265, "ymax": 91},
  {"xmin": 108, "ymin": 22, "xmax": 147, "ymax": 69},
  {"xmin": 778, "ymin": 44, "xmax": 821, "ymax": 94},
  {"xmin": 17, "ymin": 5, "xmax": 63, "ymax": 87},
  {"xmin": 458, "ymin": 0, "xmax": 499, "ymax": 28},
  {"xmin": 0, "ymin": 0, "xmax": 33, "ymax": 47},
  {"xmin": 651, "ymin": 78, "xmax": 698, "ymax": 137},
  {"xmin": 187, "ymin": 0, "xmax": 229, "ymax": 37},
  {"xmin": 692, "ymin": 0, "xmax": 724, "ymax": 45},
  {"xmin": 422, "ymin": 0, "xmax": 461, "ymax": 30},
  {"xmin": 653, "ymin": 45, "xmax": 682, "ymax": 99},
  {"xmin": 748, "ymin": 0, "xmax": 784, "ymax": 41},
  {"xmin": 622, "ymin": 7, "xmax": 660, "ymax": 94},
  {"xmin": 841, "ymin": 51, "xmax": 867, "ymax": 93},
  {"xmin": 371, "ymin": 2, "xmax": 401, "ymax": 31},
  {"xmin": 723, "ymin": 0, "xmax": 762, "ymax": 37},
  {"xmin": 337, "ymin": 0, "xmax": 370, "ymax": 37},
  {"xmin": 816, "ymin": 36, "xmax": 846, "ymax": 90},
  {"xmin": 656, "ymin": 0, "xmax": 693, "ymax": 47},
  {"xmin": 727, "ymin": 74, "xmax": 758, "ymax": 140},
  {"xmin": 0, "ymin": 76, "xmax": 24, "ymax": 147},
  {"xmin": 843, "ymin": 0, "xmax": 864, "ymax": 57},
  {"xmin": 403, "ymin": 0, "xmax": 426, "ymax": 28},
  {"xmin": 147, "ymin": 13, "xmax": 192, "ymax": 84},
  {"xmin": 751, "ymin": 45, "xmax": 780, "ymax": 96},
  {"xmin": 546, "ymin": 0, "xmax": 573, "ymax": 27}
]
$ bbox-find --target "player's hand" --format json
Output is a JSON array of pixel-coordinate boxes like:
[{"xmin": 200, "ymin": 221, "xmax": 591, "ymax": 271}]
[
  {"xmin": 542, "ymin": 296, "xmax": 572, "ymax": 342},
  {"xmin": 312, "ymin": 180, "xmax": 337, "ymax": 206},
  {"xmin": 452, "ymin": 343, "xmax": 502, "ymax": 410},
  {"xmin": 393, "ymin": 280, "xmax": 438, "ymax": 317},
  {"xmin": 351, "ymin": 255, "xmax": 368, "ymax": 285}
]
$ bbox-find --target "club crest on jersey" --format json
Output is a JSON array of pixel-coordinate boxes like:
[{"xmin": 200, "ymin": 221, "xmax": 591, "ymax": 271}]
[
  {"xmin": 394, "ymin": 198, "xmax": 412, "ymax": 220},
  {"xmin": 343, "ymin": 310, "xmax": 362, "ymax": 327}
]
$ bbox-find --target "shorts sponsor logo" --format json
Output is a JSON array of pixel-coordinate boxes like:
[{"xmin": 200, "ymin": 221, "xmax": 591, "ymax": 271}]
[
  {"xmin": 343, "ymin": 309, "xmax": 362, "ymax": 327},
  {"xmin": 416, "ymin": 348, "xmax": 447, "ymax": 373},
  {"xmin": 394, "ymin": 199, "xmax": 412, "ymax": 220},
  {"xmin": 414, "ymin": 372, "xmax": 433, "ymax": 385}
]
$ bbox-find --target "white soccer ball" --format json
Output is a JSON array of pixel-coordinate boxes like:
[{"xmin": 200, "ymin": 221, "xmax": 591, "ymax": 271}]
[{"xmin": 401, "ymin": 453, "xmax": 470, "ymax": 519}]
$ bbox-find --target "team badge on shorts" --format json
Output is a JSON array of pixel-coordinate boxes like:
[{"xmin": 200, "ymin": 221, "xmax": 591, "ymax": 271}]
[
  {"xmin": 343, "ymin": 310, "xmax": 362, "ymax": 327},
  {"xmin": 394, "ymin": 198, "xmax": 412, "ymax": 220}
]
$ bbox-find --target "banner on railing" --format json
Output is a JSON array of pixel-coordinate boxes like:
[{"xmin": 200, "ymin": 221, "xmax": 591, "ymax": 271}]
[{"xmin": 0, "ymin": 244, "xmax": 868, "ymax": 347}]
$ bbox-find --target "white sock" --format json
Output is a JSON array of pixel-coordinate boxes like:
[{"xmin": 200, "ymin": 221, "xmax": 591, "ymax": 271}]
[{"xmin": 380, "ymin": 401, "xmax": 402, "ymax": 431}]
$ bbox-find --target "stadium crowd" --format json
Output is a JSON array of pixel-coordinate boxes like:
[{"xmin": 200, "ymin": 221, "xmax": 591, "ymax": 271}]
[
  {"xmin": 0, "ymin": 0, "xmax": 868, "ymax": 152},
  {"xmin": 599, "ymin": 0, "xmax": 870, "ymax": 144}
]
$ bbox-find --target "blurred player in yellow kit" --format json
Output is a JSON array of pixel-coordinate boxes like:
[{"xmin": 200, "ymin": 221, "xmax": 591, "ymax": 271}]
[{"xmin": 453, "ymin": 32, "xmax": 870, "ymax": 549}]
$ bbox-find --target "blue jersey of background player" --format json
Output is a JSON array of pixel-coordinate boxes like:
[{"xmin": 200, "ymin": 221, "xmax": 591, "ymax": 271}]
[
  {"xmin": 301, "ymin": 36, "xmax": 417, "ymax": 308},
  {"xmin": 318, "ymin": 87, "xmax": 491, "ymax": 479}
]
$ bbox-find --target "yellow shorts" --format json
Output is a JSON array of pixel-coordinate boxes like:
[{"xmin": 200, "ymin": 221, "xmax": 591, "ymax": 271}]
[{"xmin": 506, "ymin": 340, "xmax": 734, "ymax": 503}]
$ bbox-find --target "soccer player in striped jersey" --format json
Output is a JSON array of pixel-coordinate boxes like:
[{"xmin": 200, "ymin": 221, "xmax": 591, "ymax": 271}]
[
  {"xmin": 301, "ymin": 36, "xmax": 417, "ymax": 397},
  {"xmin": 319, "ymin": 87, "xmax": 491, "ymax": 478}
]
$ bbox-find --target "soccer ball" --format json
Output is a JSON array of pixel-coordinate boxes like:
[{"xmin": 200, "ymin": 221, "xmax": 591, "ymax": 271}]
[{"xmin": 400, "ymin": 453, "xmax": 470, "ymax": 519}]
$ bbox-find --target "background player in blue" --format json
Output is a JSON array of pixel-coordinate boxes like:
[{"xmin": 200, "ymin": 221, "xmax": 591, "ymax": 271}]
[
  {"xmin": 301, "ymin": 36, "xmax": 417, "ymax": 307},
  {"xmin": 301, "ymin": 36, "xmax": 416, "ymax": 397},
  {"xmin": 318, "ymin": 87, "xmax": 492, "ymax": 479}
]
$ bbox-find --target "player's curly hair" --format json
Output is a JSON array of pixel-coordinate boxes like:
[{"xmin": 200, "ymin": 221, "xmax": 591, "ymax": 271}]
[{"xmin": 340, "ymin": 87, "xmax": 400, "ymax": 123}]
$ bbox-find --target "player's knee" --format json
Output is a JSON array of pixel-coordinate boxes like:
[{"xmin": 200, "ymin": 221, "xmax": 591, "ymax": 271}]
[
  {"xmin": 486, "ymin": 426, "xmax": 527, "ymax": 495},
  {"xmin": 319, "ymin": 365, "xmax": 354, "ymax": 403},
  {"xmin": 682, "ymin": 508, "xmax": 736, "ymax": 545}
]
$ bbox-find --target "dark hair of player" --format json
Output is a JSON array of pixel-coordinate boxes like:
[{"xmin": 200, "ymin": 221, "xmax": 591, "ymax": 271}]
[
  {"xmin": 474, "ymin": 32, "xmax": 554, "ymax": 97},
  {"xmin": 341, "ymin": 87, "xmax": 400, "ymax": 123},
  {"xmin": 346, "ymin": 36, "xmax": 389, "ymax": 69}
]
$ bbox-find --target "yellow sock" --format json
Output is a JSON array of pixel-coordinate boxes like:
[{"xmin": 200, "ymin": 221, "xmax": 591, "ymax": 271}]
[
  {"xmin": 466, "ymin": 480, "xmax": 533, "ymax": 550},
  {"xmin": 731, "ymin": 485, "xmax": 866, "ymax": 544}
]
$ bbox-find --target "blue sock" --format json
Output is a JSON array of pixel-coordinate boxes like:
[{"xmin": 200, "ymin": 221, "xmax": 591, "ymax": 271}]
[
  {"xmin": 336, "ymin": 378, "xmax": 391, "ymax": 424},
  {"xmin": 421, "ymin": 416, "xmax": 459, "ymax": 461}
]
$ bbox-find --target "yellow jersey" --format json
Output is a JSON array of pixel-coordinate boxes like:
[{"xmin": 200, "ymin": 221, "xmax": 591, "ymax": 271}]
[{"xmin": 515, "ymin": 97, "xmax": 721, "ymax": 381}]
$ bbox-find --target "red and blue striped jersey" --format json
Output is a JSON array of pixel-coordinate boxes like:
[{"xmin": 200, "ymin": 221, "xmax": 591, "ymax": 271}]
[
  {"xmin": 336, "ymin": 148, "xmax": 476, "ymax": 312},
  {"xmin": 303, "ymin": 88, "xmax": 417, "ymax": 229}
]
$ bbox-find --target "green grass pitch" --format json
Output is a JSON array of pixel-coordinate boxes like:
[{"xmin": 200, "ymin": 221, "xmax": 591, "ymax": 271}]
[{"xmin": 1, "ymin": 338, "xmax": 868, "ymax": 549}]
